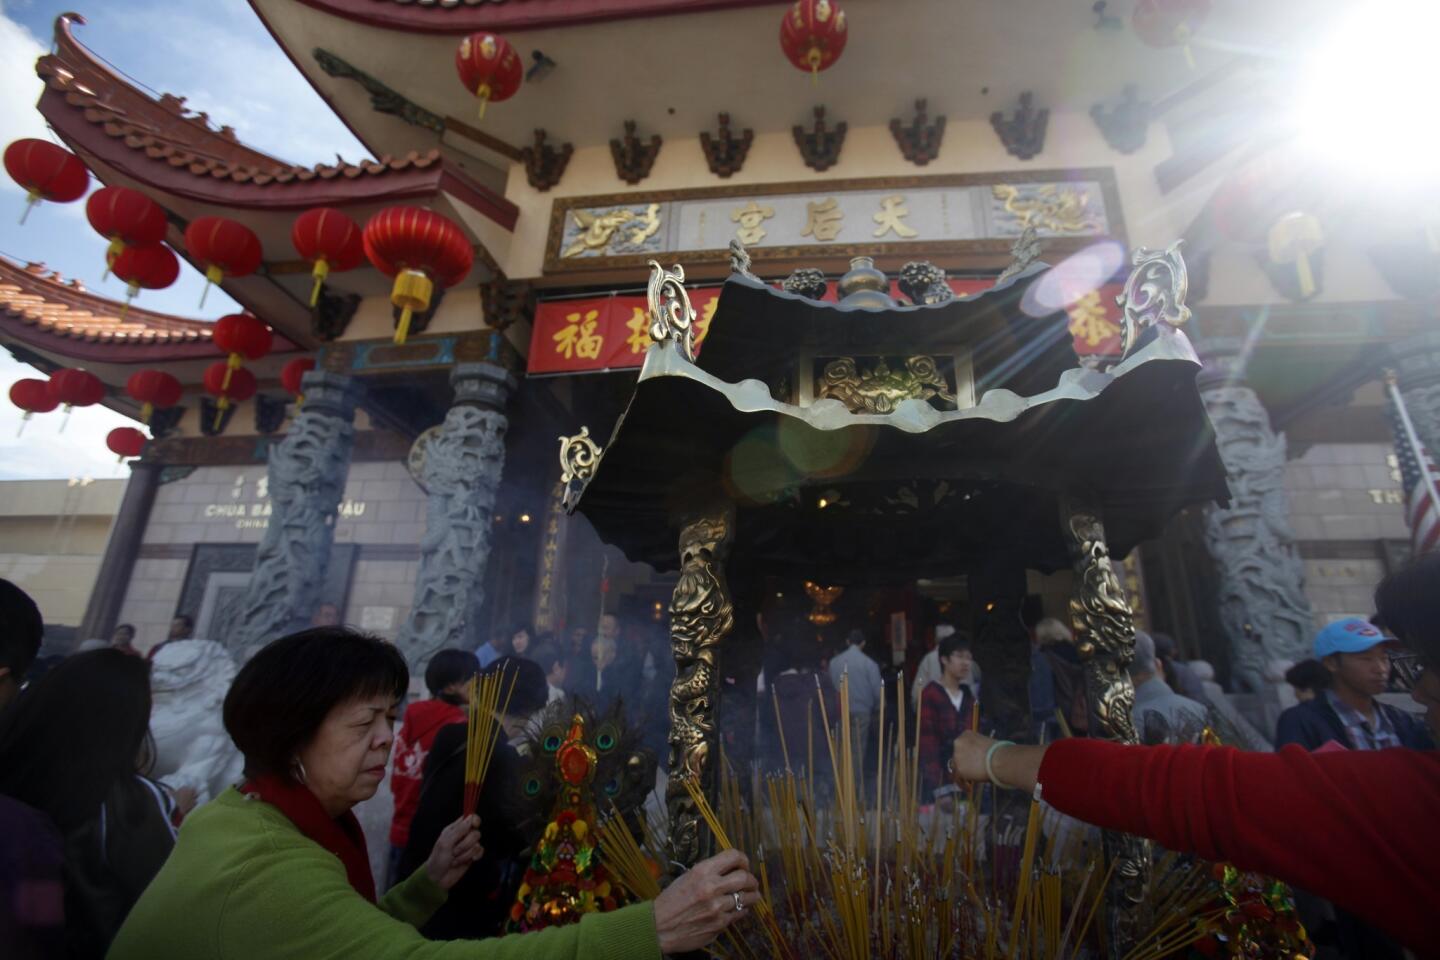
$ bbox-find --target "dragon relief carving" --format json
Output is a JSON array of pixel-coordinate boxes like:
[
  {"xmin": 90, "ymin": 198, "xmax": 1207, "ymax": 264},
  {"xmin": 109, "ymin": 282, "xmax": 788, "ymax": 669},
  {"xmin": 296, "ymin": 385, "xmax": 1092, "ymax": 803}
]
[
  {"xmin": 1064, "ymin": 508, "xmax": 1150, "ymax": 950},
  {"xmin": 396, "ymin": 405, "xmax": 509, "ymax": 667},
  {"xmin": 1200, "ymin": 385, "xmax": 1312, "ymax": 692},
  {"xmin": 665, "ymin": 509, "xmax": 734, "ymax": 868},
  {"xmin": 228, "ymin": 405, "xmax": 355, "ymax": 661},
  {"xmin": 561, "ymin": 203, "xmax": 662, "ymax": 258},
  {"xmin": 816, "ymin": 355, "xmax": 955, "ymax": 413}
]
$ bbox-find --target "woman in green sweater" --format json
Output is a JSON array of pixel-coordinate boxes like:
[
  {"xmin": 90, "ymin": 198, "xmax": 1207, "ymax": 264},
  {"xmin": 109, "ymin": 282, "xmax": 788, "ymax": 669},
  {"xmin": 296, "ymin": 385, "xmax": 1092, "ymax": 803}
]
[{"xmin": 108, "ymin": 627, "xmax": 759, "ymax": 960}]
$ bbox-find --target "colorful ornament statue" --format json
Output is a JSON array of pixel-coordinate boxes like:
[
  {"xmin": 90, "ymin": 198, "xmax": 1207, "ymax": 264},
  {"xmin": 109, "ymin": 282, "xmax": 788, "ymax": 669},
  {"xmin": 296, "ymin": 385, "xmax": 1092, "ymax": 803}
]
[{"xmin": 508, "ymin": 715, "xmax": 623, "ymax": 932}]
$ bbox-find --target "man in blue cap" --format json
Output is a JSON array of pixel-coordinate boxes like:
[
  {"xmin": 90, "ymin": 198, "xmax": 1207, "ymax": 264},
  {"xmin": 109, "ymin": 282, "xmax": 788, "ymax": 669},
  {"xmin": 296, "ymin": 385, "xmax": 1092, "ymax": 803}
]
[{"xmin": 1275, "ymin": 617, "xmax": 1431, "ymax": 753}]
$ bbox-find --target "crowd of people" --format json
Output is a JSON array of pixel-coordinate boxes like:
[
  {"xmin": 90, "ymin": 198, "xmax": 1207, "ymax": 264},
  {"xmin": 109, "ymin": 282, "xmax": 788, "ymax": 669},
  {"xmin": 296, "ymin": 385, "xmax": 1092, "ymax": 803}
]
[{"xmin": 0, "ymin": 548, "xmax": 1433, "ymax": 958}]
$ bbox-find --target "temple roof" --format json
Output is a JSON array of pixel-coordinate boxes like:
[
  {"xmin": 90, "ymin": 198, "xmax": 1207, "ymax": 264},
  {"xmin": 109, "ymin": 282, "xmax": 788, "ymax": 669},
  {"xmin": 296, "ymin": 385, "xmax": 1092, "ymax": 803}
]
[
  {"xmin": 281, "ymin": 0, "xmax": 781, "ymax": 33},
  {"xmin": 36, "ymin": 13, "xmax": 515, "ymax": 223},
  {"xmin": 0, "ymin": 255, "xmax": 297, "ymax": 364}
]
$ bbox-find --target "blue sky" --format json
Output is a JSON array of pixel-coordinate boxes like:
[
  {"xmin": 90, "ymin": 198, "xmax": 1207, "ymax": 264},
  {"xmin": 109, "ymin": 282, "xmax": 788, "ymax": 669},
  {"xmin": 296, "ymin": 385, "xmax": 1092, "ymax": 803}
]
[{"xmin": 0, "ymin": 0, "xmax": 366, "ymax": 479}]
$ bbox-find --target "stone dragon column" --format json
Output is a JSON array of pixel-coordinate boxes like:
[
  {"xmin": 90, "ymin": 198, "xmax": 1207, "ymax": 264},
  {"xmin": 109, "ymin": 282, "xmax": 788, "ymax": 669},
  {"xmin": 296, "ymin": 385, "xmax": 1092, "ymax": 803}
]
[
  {"xmin": 1196, "ymin": 340, "xmax": 1312, "ymax": 692},
  {"xmin": 229, "ymin": 371, "xmax": 362, "ymax": 661},
  {"xmin": 395, "ymin": 362, "xmax": 515, "ymax": 668}
]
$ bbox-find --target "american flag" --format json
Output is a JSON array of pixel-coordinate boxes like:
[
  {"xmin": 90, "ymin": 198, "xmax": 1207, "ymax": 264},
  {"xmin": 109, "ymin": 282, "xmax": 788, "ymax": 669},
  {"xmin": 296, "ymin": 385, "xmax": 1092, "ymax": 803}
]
[{"xmin": 1386, "ymin": 386, "xmax": 1440, "ymax": 556}]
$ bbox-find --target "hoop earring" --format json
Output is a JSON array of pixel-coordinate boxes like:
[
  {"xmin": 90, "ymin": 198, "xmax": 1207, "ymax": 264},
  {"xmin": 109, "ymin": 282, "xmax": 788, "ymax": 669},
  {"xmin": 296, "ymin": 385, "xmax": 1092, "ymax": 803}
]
[{"xmin": 291, "ymin": 757, "xmax": 308, "ymax": 785}]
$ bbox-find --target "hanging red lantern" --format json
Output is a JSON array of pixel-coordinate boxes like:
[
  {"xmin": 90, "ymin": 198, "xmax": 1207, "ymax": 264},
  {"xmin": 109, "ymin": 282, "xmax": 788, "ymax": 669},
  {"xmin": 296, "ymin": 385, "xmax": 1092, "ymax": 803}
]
[
  {"xmin": 280, "ymin": 357, "xmax": 316, "ymax": 407},
  {"xmin": 124, "ymin": 369, "xmax": 182, "ymax": 424},
  {"xmin": 184, "ymin": 216, "xmax": 262, "ymax": 307},
  {"xmin": 106, "ymin": 426, "xmax": 147, "ymax": 461},
  {"xmin": 362, "ymin": 206, "xmax": 473, "ymax": 345},
  {"xmin": 110, "ymin": 244, "xmax": 179, "ymax": 313},
  {"xmin": 455, "ymin": 33, "xmax": 523, "ymax": 120},
  {"xmin": 203, "ymin": 361, "xmax": 257, "ymax": 431},
  {"xmin": 3, "ymin": 139, "xmax": 88, "ymax": 224},
  {"xmin": 86, "ymin": 187, "xmax": 167, "ymax": 276},
  {"xmin": 291, "ymin": 208, "xmax": 364, "ymax": 307},
  {"xmin": 212, "ymin": 313, "xmax": 272, "ymax": 392},
  {"xmin": 9, "ymin": 378, "xmax": 58, "ymax": 436},
  {"xmin": 47, "ymin": 368, "xmax": 105, "ymax": 411},
  {"xmin": 1132, "ymin": 0, "xmax": 1210, "ymax": 69},
  {"xmin": 779, "ymin": 0, "xmax": 848, "ymax": 83}
]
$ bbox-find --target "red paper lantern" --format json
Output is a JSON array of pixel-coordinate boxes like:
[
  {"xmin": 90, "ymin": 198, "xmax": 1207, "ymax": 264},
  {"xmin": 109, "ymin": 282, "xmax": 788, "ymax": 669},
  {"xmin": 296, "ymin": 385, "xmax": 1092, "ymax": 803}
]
[
  {"xmin": 125, "ymin": 369, "xmax": 182, "ymax": 424},
  {"xmin": 184, "ymin": 216, "xmax": 262, "ymax": 307},
  {"xmin": 111, "ymin": 244, "xmax": 179, "ymax": 308},
  {"xmin": 106, "ymin": 426, "xmax": 147, "ymax": 461},
  {"xmin": 362, "ymin": 206, "xmax": 473, "ymax": 345},
  {"xmin": 1132, "ymin": 0, "xmax": 1209, "ymax": 68},
  {"xmin": 9, "ymin": 377, "xmax": 58, "ymax": 435},
  {"xmin": 780, "ymin": 0, "xmax": 848, "ymax": 82},
  {"xmin": 48, "ymin": 368, "xmax": 105, "ymax": 409},
  {"xmin": 203, "ymin": 361, "xmax": 257, "ymax": 431},
  {"xmin": 3, "ymin": 139, "xmax": 88, "ymax": 223},
  {"xmin": 86, "ymin": 187, "xmax": 167, "ymax": 274},
  {"xmin": 212, "ymin": 313, "xmax": 272, "ymax": 392},
  {"xmin": 291, "ymin": 208, "xmax": 364, "ymax": 307},
  {"xmin": 455, "ymin": 33, "xmax": 522, "ymax": 120},
  {"xmin": 280, "ymin": 357, "xmax": 316, "ymax": 406}
]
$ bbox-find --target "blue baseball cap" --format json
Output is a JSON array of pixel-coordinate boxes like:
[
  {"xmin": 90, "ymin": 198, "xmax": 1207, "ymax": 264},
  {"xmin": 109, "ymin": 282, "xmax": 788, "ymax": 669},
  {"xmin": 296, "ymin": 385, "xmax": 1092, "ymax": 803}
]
[{"xmin": 1313, "ymin": 618, "xmax": 1393, "ymax": 659}]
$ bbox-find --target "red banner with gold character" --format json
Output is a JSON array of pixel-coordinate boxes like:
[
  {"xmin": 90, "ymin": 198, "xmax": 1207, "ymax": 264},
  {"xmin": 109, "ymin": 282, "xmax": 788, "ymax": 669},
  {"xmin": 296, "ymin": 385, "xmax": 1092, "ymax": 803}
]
[{"xmin": 527, "ymin": 281, "xmax": 1122, "ymax": 375}]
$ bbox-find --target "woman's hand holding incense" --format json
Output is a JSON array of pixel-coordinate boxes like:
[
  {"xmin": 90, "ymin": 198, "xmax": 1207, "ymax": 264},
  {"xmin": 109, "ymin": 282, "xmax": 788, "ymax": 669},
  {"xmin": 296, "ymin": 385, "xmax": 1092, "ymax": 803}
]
[
  {"xmin": 425, "ymin": 814, "xmax": 483, "ymax": 890},
  {"xmin": 653, "ymin": 849, "xmax": 761, "ymax": 954}
]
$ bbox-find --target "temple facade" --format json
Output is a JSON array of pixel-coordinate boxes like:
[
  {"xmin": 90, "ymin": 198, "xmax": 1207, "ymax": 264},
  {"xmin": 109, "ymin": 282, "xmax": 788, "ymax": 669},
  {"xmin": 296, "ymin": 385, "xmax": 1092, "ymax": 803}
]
[{"xmin": 3, "ymin": 2, "xmax": 1430, "ymax": 695}]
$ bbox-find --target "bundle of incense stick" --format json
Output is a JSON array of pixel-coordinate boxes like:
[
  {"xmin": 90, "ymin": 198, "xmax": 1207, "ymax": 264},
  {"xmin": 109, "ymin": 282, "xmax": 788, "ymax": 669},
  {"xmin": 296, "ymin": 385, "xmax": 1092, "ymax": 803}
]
[
  {"xmin": 461, "ymin": 670, "xmax": 516, "ymax": 818},
  {"xmin": 595, "ymin": 807, "xmax": 662, "ymax": 900}
]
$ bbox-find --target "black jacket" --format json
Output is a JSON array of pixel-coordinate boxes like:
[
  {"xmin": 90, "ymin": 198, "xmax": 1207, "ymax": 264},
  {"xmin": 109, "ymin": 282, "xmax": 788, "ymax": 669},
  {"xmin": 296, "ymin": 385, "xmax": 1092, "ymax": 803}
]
[
  {"xmin": 399, "ymin": 723, "xmax": 530, "ymax": 940},
  {"xmin": 1275, "ymin": 695, "xmax": 1432, "ymax": 752}
]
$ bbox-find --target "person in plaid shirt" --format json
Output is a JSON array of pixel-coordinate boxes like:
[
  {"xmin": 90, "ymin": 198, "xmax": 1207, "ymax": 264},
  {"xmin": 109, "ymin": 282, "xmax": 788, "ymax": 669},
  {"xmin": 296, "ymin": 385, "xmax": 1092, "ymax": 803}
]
[{"xmin": 917, "ymin": 630, "xmax": 977, "ymax": 801}]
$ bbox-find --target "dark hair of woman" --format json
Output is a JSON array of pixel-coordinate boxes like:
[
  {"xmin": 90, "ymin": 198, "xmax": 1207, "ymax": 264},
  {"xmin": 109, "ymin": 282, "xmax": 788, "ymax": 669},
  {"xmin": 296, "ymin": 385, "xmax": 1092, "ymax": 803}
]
[
  {"xmin": 486, "ymin": 656, "xmax": 549, "ymax": 718},
  {"xmin": 424, "ymin": 649, "xmax": 480, "ymax": 703},
  {"xmin": 223, "ymin": 627, "xmax": 407, "ymax": 782},
  {"xmin": 939, "ymin": 629, "xmax": 973, "ymax": 660},
  {"xmin": 0, "ymin": 648, "xmax": 154, "ymax": 831},
  {"xmin": 1373, "ymin": 550, "xmax": 1440, "ymax": 667}
]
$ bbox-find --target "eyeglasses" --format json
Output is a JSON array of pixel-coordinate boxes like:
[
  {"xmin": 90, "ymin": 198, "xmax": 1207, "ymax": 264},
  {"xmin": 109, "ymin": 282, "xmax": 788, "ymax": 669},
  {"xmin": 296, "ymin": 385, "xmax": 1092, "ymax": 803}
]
[{"xmin": 1391, "ymin": 652, "xmax": 1424, "ymax": 693}]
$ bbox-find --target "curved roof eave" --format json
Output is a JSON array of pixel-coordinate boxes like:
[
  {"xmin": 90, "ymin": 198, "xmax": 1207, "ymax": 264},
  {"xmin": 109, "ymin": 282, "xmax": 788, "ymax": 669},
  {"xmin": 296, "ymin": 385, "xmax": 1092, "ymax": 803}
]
[{"xmin": 280, "ymin": 0, "xmax": 785, "ymax": 35}]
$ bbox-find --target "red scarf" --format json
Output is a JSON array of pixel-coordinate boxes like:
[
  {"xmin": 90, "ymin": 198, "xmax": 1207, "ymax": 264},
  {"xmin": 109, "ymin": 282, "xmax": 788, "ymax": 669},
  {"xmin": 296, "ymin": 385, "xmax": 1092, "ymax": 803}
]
[{"xmin": 241, "ymin": 774, "xmax": 377, "ymax": 902}]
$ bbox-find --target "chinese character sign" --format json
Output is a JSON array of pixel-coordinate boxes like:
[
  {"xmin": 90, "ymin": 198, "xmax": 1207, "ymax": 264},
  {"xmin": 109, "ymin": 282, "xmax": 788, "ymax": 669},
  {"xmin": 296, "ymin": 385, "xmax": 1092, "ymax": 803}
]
[{"xmin": 527, "ymin": 281, "xmax": 1123, "ymax": 374}]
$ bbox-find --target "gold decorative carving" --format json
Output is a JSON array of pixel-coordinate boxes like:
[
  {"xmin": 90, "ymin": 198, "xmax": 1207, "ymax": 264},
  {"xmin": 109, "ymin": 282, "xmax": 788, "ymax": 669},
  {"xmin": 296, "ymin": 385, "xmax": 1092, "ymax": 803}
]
[
  {"xmin": 562, "ymin": 208, "xmax": 637, "ymax": 258},
  {"xmin": 815, "ymin": 356, "xmax": 954, "ymax": 414},
  {"xmin": 730, "ymin": 200, "xmax": 774, "ymax": 245},
  {"xmin": 1064, "ymin": 505, "xmax": 1150, "ymax": 951},
  {"xmin": 800, "ymin": 197, "xmax": 844, "ymax": 241},
  {"xmin": 872, "ymin": 194, "xmax": 918, "ymax": 239},
  {"xmin": 665, "ymin": 507, "xmax": 735, "ymax": 867},
  {"xmin": 1117, "ymin": 240, "xmax": 1190, "ymax": 358},
  {"xmin": 557, "ymin": 426, "xmax": 602, "ymax": 511},
  {"xmin": 646, "ymin": 260, "xmax": 699, "ymax": 361},
  {"xmin": 628, "ymin": 203, "xmax": 662, "ymax": 246},
  {"xmin": 804, "ymin": 581, "xmax": 843, "ymax": 625},
  {"xmin": 992, "ymin": 182, "xmax": 1104, "ymax": 234}
]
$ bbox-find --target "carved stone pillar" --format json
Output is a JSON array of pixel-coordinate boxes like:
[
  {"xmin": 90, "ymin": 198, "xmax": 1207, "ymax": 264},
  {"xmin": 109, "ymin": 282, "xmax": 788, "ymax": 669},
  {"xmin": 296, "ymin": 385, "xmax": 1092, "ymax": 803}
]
[
  {"xmin": 1196, "ymin": 342, "xmax": 1312, "ymax": 692},
  {"xmin": 1063, "ymin": 503, "xmax": 1150, "ymax": 956},
  {"xmin": 229, "ymin": 372, "xmax": 362, "ymax": 660},
  {"xmin": 1390, "ymin": 331, "xmax": 1440, "ymax": 457},
  {"xmin": 665, "ymin": 501, "xmax": 735, "ymax": 869},
  {"xmin": 78, "ymin": 459, "xmax": 163, "ymax": 644},
  {"xmin": 395, "ymin": 363, "xmax": 515, "ymax": 668}
]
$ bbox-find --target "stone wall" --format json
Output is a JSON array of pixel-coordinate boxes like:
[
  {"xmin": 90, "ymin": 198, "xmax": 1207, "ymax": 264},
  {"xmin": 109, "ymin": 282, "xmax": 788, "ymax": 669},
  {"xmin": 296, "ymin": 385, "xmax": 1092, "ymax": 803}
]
[
  {"xmin": 1283, "ymin": 441, "xmax": 1409, "ymax": 629},
  {"xmin": 116, "ymin": 461, "xmax": 425, "ymax": 652}
]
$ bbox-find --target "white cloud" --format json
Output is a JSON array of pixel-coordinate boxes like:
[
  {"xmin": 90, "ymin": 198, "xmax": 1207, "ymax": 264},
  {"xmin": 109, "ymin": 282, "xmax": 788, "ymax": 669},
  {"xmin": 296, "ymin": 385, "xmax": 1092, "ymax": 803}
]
[
  {"xmin": 0, "ymin": 351, "xmax": 141, "ymax": 481},
  {"xmin": 0, "ymin": 5, "xmax": 66, "ymax": 211}
]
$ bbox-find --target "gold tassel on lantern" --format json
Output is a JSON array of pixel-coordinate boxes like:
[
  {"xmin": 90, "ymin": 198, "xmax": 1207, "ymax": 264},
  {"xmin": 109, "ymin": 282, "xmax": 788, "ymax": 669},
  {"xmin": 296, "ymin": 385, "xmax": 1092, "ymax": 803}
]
[
  {"xmin": 476, "ymin": 82, "xmax": 492, "ymax": 120},
  {"xmin": 310, "ymin": 257, "xmax": 330, "ymax": 307},
  {"xmin": 212, "ymin": 396, "xmax": 229, "ymax": 432},
  {"xmin": 1268, "ymin": 212, "xmax": 1323, "ymax": 300},
  {"xmin": 222, "ymin": 353, "xmax": 242, "ymax": 392},
  {"xmin": 200, "ymin": 264, "xmax": 224, "ymax": 308},
  {"xmin": 391, "ymin": 268, "xmax": 433, "ymax": 345}
]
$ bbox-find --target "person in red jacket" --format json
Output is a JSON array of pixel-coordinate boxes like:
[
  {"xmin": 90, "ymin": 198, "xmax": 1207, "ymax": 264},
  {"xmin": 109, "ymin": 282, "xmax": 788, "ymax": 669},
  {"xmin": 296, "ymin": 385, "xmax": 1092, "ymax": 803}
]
[
  {"xmin": 385, "ymin": 648, "xmax": 478, "ymax": 888},
  {"xmin": 949, "ymin": 551, "xmax": 1440, "ymax": 954}
]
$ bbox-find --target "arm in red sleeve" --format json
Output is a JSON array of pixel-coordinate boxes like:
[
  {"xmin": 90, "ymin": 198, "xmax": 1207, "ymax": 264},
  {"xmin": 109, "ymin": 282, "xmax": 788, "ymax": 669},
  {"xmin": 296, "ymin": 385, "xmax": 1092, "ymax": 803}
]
[{"xmin": 1036, "ymin": 739, "xmax": 1440, "ymax": 952}]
